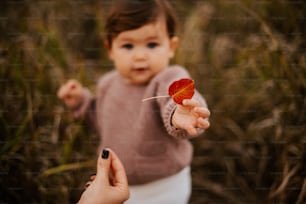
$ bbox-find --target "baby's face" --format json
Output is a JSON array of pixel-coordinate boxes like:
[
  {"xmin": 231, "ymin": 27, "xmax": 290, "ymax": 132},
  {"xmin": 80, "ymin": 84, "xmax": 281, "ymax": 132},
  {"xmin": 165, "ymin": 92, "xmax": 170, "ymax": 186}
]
[{"xmin": 108, "ymin": 18, "xmax": 178, "ymax": 85}]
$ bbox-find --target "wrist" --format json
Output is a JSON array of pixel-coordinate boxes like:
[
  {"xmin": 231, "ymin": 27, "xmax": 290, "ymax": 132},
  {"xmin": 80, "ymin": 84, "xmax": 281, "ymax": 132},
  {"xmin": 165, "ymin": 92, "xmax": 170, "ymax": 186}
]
[
  {"xmin": 170, "ymin": 107, "xmax": 177, "ymax": 128},
  {"xmin": 69, "ymin": 98, "xmax": 84, "ymax": 111},
  {"xmin": 69, "ymin": 88, "xmax": 88, "ymax": 111}
]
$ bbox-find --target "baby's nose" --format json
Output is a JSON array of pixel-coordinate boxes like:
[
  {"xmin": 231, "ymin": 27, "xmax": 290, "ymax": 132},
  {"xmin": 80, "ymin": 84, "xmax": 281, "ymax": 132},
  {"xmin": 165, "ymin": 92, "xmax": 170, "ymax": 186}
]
[{"xmin": 133, "ymin": 48, "xmax": 147, "ymax": 60}]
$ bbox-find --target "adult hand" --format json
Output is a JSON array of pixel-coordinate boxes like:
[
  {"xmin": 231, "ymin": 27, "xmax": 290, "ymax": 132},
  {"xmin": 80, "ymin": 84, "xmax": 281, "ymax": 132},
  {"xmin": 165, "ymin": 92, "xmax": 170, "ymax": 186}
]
[
  {"xmin": 172, "ymin": 99, "xmax": 210, "ymax": 136},
  {"xmin": 78, "ymin": 149, "xmax": 130, "ymax": 204}
]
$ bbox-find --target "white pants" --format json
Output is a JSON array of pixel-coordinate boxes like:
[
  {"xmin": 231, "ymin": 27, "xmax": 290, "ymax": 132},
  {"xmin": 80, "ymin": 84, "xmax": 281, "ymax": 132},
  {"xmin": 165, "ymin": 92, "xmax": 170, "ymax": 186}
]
[{"xmin": 125, "ymin": 166, "xmax": 191, "ymax": 204}]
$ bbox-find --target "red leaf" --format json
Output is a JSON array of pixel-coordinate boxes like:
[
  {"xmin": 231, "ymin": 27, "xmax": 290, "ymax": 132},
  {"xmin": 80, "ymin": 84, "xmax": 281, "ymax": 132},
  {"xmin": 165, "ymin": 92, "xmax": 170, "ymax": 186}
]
[{"xmin": 168, "ymin": 78, "xmax": 195, "ymax": 104}]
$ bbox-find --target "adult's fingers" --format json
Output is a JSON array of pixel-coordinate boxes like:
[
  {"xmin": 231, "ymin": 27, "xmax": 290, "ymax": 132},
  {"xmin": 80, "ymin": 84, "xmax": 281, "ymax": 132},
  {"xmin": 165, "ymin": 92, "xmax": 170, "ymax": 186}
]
[
  {"xmin": 95, "ymin": 149, "xmax": 111, "ymax": 186},
  {"xmin": 90, "ymin": 173, "xmax": 96, "ymax": 181},
  {"xmin": 84, "ymin": 181, "xmax": 92, "ymax": 189},
  {"xmin": 108, "ymin": 149, "xmax": 129, "ymax": 188}
]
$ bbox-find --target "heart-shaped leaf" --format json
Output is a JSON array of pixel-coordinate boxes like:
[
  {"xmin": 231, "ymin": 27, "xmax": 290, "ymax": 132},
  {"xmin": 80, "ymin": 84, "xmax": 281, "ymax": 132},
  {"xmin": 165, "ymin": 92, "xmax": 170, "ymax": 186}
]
[
  {"xmin": 142, "ymin": 78, "xmax": 195, "ymax": 104},
  {"xmin": 168, "ymin": 78, "xmax": 194, "ymax": 104}
]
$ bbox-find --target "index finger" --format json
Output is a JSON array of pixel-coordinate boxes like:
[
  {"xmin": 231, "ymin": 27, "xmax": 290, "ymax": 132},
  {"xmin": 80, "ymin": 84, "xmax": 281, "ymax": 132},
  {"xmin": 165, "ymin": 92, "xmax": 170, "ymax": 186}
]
[
  {"xmin": 182, "ymin": 99, "xmax": 201, "ymax": 108},
  {"xmin": 57, "ymin": 80, "xmax": 76, "ymax": 99},
  {"xmin": 108, "ymin": 149, "xmax": 128, "ymax": 188}
]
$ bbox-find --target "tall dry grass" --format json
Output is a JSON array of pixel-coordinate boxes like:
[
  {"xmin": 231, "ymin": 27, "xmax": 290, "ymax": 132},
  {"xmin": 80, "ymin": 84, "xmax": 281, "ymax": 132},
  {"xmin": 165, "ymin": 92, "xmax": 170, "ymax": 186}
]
[
  {"xmin": 178, "ymin": 1, "xmax": 306, "ymax": 203},
  {"xmin": 0, "ymin": 0, "xmax": 305, "ymax": 203}
]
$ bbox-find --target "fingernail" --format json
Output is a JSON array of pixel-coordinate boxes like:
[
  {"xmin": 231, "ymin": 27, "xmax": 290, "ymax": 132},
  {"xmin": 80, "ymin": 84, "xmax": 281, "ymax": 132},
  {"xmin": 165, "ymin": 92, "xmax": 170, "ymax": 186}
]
[
  {"xmin": 102, "ymin": 149, "xmax": 109, "ymax": 159},
  {"xmin": 84, "ymin": 181, "xmax": 91, "ymax": 189}
]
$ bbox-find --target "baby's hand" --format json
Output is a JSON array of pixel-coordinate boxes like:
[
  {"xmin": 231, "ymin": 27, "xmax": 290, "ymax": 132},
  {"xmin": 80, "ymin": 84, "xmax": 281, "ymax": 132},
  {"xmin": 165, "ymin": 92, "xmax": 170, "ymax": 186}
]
[
  {"xmin": 57, "ymin": 79, "xmax": 84, "ymax": 109},
  {"xmin": 172, "ymin": 99, "xmax": 210, "ymax": 136}
]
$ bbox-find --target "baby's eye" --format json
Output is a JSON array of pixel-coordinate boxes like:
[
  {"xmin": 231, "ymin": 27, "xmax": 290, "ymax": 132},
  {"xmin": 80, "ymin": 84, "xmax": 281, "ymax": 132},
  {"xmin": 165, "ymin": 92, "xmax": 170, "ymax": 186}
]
[
  {"xmin": 122, "ymin": 44, "xmax": 133, "ymax": 49},
  {"xmin": 147, "ymin": 42, "xmax": 158, "ymax": 49}
]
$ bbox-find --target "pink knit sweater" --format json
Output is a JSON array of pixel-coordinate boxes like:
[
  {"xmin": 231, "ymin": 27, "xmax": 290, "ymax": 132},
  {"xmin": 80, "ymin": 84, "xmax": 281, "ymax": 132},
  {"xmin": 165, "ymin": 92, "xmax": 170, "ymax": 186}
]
[{"xmin": 74, "ymin": 65, "xmax": 207, "ymax": 185}]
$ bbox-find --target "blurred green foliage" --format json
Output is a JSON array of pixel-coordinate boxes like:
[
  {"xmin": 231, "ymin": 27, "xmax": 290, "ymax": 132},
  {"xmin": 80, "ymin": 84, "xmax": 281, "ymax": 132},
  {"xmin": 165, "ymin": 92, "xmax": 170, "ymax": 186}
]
[{"xmin": 0, "ymin": 0, "xmax": 305, "ymax": 203}]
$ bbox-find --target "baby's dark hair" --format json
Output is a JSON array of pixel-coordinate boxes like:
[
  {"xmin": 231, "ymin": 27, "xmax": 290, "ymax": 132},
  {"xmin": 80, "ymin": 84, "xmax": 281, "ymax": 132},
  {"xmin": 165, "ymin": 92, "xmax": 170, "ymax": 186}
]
[{"xmin": 104, "ymin": 0, "xmax": 178, "ymax": 46}]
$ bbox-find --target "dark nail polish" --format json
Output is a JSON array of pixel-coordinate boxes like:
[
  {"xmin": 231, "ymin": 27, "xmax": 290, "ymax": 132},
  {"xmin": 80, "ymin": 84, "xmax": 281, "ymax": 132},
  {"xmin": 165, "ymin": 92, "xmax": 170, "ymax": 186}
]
[{"xmin": 102, "ymin": 149, "xmax": 109, "ymax": 159}]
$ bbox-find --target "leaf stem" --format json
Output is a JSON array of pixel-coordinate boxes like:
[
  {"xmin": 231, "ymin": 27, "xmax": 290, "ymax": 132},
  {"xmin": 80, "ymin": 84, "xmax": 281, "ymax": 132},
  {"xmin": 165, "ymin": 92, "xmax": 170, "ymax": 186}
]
[{"xmin": 142, "ymin": 95, "xmax": 169, "ymax": 102}]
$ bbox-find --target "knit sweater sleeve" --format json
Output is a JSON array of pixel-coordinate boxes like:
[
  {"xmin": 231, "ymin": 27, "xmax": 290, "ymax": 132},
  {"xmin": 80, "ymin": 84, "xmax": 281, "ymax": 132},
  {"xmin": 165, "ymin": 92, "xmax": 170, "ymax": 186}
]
[
  {"xmin": 71, "ymin": 88, "xmax": 93, "ymax": 119},
  {"xmin": 155, "ymin": 65, "xmax": 208, "ymax": 139},
  {"xmin": 71, "ymin": 71, "xmax": 116, "ymax": 130}
]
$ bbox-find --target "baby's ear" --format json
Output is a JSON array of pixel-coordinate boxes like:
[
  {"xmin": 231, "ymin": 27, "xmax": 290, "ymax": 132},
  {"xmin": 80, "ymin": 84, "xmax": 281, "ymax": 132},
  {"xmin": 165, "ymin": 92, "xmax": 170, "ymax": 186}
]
[
  {"xmin": 103, "ymin": 40, "xmax": 110, "ymax": 50},
  {"xmin": 103, "ymin": 40, "xmax": 113, "ymax": 60},
  {"xmin": 169, "ymin": 36, "xmax": 179, "ymax": 58}
]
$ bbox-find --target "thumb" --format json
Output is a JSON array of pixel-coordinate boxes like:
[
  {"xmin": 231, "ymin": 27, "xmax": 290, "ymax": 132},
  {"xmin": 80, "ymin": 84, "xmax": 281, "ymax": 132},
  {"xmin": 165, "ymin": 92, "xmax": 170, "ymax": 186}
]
[
  {"xmin": 95, "ymin": 149, "xmax": 111, "ymax": 185},
  {"xmin": 57, "ymin": 85, "xmax": 67, "ymax": 99}
]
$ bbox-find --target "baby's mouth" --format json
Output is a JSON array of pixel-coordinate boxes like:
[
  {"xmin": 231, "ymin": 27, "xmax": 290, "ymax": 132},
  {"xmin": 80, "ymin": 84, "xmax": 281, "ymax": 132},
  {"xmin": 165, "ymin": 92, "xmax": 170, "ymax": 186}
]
[{"xmin": 132, "ymin": 67, "xmax": 148, "ymax": 72}]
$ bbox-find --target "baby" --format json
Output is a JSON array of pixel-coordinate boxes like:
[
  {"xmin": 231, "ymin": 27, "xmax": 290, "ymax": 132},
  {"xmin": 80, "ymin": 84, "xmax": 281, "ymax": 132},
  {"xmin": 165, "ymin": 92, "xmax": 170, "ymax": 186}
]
[{"xmin": 58, "ymin": 0, "xmax": 210, "ymax": 203}]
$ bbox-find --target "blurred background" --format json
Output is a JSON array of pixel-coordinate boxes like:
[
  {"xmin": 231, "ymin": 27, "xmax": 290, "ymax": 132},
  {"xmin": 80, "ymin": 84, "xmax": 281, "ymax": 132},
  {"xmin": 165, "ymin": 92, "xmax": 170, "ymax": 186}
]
[{"xmin": 1, "ymin": 0, "xmax": 305, "ymax": 203}]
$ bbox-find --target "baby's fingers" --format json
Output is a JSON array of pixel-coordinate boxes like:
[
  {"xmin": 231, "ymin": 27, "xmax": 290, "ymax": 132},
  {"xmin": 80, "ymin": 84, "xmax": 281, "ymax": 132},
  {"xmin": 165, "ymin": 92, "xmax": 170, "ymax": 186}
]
[
  {"xmin": 194, "ymin": 107, "xmax": 210, "ymax": 118},
  {"xmin": 185, "ymin": 125, "xmax": 198, "ymax": 136},
  {"xmin": 57, "ymin": 80, "xmax": 79, "ymax": 99},
  {"xmin": 57, "ymin": 85, "xmax": 68, "ymax": 99},
  {"xmin": 197, "ymin": 117, "xmax": 210, "ymax": 129},
  {"xmin": 182, "ymin": 99, "xmax": 201, "ymax": 108}
]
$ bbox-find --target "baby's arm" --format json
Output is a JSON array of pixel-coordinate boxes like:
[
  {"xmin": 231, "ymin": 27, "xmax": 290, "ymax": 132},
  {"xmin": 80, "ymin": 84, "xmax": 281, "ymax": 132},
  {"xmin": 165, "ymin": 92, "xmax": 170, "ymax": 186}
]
[
  {"xmin": 171, "ymin": 99, "xmax": 210, "ymax": 136},
  {"xmin": 57, "ymin": 79, "xmax": 85, "ymax": 110},
  {"xmin": 57, "ymin": 79, "xmax": 93, "ymax": 119},
  {"xmin": 155, "ymin": 66, "xmax": 210, "ymax": 139}
]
